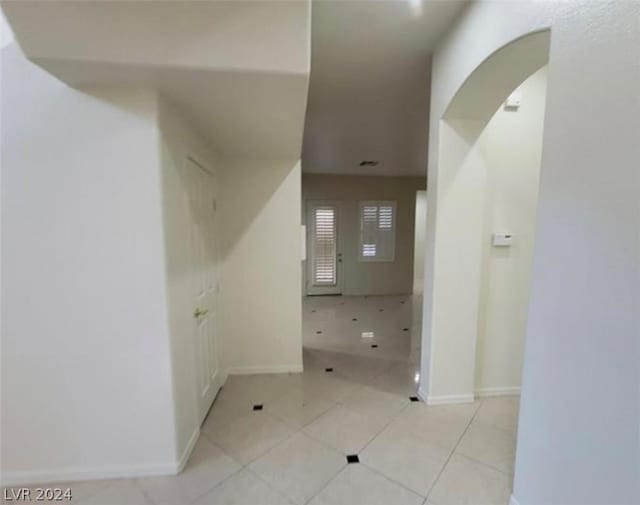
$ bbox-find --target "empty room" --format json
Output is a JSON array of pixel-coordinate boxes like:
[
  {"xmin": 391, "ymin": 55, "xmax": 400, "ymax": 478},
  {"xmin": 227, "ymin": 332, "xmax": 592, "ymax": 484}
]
[{"xmin": 1, "ymin": 1, "xmax": 638, "ymax": 505}]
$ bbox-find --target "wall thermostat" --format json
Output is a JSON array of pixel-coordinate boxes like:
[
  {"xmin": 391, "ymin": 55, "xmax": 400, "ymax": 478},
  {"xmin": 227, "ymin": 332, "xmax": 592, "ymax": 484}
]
[{"xmin": 492, "ymin": 233, "xmax": 513, "ymax": 247}]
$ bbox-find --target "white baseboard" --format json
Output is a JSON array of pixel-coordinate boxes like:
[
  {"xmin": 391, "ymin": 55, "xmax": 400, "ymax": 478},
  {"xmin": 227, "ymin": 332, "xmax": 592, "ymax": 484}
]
[
  {"xmin": 427, "ymin": 393, "xmax": 475, "ymax": 405},
  {"xmin": 175, "ymin": 428, "xmax": 200, "ymax": 474},
  {"xmin": 225, "ymin": 364, "xmax": 303, "ymax": 375},
  {"xmin": 509, "ymin": 494, "xmax": 521, "ymax": 505},
  {"xmin": 1, "ymin": 460, "xmax": 180, "ymax": 487},
  {"xmin": 2, "ymin": 431, "xmax": 203, "ymax": 487},
  {"xmin": 474, "ymin": 386, "xmax": 521, "ymax": 398}
]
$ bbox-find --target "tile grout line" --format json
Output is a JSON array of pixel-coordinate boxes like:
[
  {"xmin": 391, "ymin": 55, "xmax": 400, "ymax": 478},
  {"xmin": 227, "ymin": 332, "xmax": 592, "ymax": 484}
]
[
  {"xmin": 359, "ymin": 460, "xmax": 428, "ymax": 500},
  {"xmin": 205, "ymin": 295, "xmax": 422, "ymax": 505},
  {"xmin": 424, "ymin": 399, "xmax": 484, "ymax": 502},
  {"xmin": 196, "ymin": 413, "xmax": 305, "ymax": 504},
  {"xmin": 297, "ymin": 394, "xmax": 414, "ymax": 505},
  {"xmin": 355, "ymin": 400, "xmax": 412, "ymax": 455},
  {"xmin": 243, "ymin": 466, "xmax": 299, "ymax": 505},
  {"xmin": 452, "ymin": 452, "xmax": 515, "ymax": 478},
  {"xmin": 301, "ymin": 460, "xmax": 348, "ymax": 505}
]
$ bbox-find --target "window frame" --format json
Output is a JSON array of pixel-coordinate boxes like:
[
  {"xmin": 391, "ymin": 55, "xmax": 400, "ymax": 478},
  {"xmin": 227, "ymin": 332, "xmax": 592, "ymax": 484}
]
[{"xmin": 358, "ymin": 200, "xmax": 397, "ymax": 263}]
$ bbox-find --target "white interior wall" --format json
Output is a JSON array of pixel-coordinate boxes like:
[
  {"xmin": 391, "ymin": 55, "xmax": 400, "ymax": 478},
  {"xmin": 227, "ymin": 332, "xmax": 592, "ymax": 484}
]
[
  {"xmin": 1, "ymin": 44, "xmax": 178, "ymax": 484},
  {"xmin": 302, "ymin": 174, "xmax": 426, "ymax": 296},
  {"xmin": 1, "ymin": 1, "xmax": 311, "ymax": 484},
  {"xmin": 413, "ymin": 190, "xmax": 427, "ymax": 294},
  {"xmin": 423, "ymin": 2, "xmax": 640, "ymax": 503},
  {"xmin": 425, "ymin": 117, "xmax": 488, "ymax": 403},
  {"xmin": 2, "ymin": 1, "xmax": 310, "ymax": 76},
  {"xmin": 157, "ymin": 96, "xmax": 220, "ymax": 465},
  {"xmin": 475, "ymin": 66, "xmax": 547, "ymax": 396},
  {"xmin": 1, "ymin": 43, "xmax": 308, "ymax": 485},
  {"xmin": 219, "ymin": 158, "xmax": 303, "ymax": 375}
]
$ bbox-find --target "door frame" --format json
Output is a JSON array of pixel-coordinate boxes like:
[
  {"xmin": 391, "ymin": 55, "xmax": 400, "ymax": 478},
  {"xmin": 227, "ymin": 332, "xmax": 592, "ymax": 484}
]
[
  {"xmin": 185, "ymin": 155, "xmax": 221, "ymax": 425},
  {"xmin": 306, "ymin": 200, "xmax": 344, "ymax": 295}
]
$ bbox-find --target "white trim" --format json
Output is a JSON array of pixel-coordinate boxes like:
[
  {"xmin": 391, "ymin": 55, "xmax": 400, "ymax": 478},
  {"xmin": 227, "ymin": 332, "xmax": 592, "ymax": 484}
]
[
  {"xmin": 509, "ymin": 494, "xmax": 522, "ymax": 505},
  {"xmin": 225, "ymin": 364, "xmax": 303, "ymax": 376},
  {"xmin": 176, "ymin": 428, "xmax": 200, "ymax": 474},
  {"xmin": 211, "ymin": 369, "xmax": 222, "ymax": 396},
  {"xmin": 427, "ymin": 393, "xmax": 475, "ymax": 405},
  {"xmin": 417, "ymin": 386, "xmax": 429, "ymax": 403},
  {"xmin": 474, "ymin": 386, "xmax": 521, "ymax": 398},
  {"xmin": 2, "ymin": 430, "xmax": 203, "ymax": 487},
  {"xmin": 1, "ymin": 461, "xmax": 180, "ymax": 487}
]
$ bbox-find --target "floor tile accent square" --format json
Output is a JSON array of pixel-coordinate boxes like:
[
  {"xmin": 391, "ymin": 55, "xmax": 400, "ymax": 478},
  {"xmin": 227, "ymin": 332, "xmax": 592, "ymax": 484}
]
[
  {"xmin": 325, "ymin": 368, "xmax": 333, "ymax": 372},
  {"xmin": 409, "ymin": 396, "xmax": 419, "ymax": 402},
  {"xmin": 253, "ymin": 404, "xmax": 264, "ymax": 411},
  {"xmin": 371, "ymin": 344, "xmax": 378, "ymax": 348},
  {"xmin": 346, "ymin": 454, "xmax": 359, "ymax": 464}
]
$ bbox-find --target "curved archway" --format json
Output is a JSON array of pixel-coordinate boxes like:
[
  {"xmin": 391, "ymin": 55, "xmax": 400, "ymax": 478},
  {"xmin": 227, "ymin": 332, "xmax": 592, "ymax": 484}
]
[
  {"xmin": 420, "ymin": 2, "xmax": 639, "ymax": 502},
  {"xmin": 420, "ymin": 29, "xmax": 550, "ymax": 404}
]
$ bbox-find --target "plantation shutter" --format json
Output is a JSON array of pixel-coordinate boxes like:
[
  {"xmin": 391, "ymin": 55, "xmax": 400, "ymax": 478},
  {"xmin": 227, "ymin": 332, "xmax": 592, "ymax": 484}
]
[
  {"xmin": 313, "ymin": 207, "xmax": 337, "ymax": 285},
  {"xmin": 359, "ymin": 201, "xmax": 396, "ymax": 262}
]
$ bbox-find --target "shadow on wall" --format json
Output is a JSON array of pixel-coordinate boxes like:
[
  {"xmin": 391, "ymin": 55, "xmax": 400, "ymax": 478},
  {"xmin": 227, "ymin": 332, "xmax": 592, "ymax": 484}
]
[
  {"xmin": 218, "ymin": 158, "xmax": 301, "ymax": 262},
  {"xmin": 217, "ymin": 158, "xmax": 303, "ymax": 373}
]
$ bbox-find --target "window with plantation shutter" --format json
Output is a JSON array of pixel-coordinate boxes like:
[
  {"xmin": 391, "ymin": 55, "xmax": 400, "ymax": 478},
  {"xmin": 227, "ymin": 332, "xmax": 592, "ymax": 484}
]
[
  {"xmin": 359, "ymin": 201, "xmax": 396, "ymax": 262},
  {"xmin": 313, "ymin": 207, "xmax": 337, "ymax": 285}
]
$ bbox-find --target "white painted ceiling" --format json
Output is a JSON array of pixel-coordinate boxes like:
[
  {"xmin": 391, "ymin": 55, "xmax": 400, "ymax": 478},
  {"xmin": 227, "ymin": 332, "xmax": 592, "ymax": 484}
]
[
  {"xmin": 2, "ymin": 0, "xmax": 310, "ymax": 159},
  {"xmin": 303, "ymin": 0, "xmax": 468, "ymax": 176}
]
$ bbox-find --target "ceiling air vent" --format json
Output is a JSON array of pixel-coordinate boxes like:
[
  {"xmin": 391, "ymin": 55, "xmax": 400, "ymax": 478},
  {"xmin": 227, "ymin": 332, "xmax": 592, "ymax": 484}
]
[{"xmin": 359, "ymin": 160, "xmax": 379, "ymax": 167}]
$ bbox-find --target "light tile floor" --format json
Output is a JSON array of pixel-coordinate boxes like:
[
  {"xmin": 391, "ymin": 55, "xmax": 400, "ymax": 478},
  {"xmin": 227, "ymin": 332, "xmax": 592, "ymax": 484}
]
[{"xmin": 4, "ymin": 295, "xmax": 518, "ymax": 505}]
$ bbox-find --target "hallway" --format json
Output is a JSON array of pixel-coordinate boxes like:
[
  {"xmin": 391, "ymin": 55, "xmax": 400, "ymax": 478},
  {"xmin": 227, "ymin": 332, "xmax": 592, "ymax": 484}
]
[
  {"xmin": 303, "ymin": 295, "xmax": 422, "ymax": 381},
  {"xmin": 11, "ymin": 296, "xmax": 518, "ymax": 505}
]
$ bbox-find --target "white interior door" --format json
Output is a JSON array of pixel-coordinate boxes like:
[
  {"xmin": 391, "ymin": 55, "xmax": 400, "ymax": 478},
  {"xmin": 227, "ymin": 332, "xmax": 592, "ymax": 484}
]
[
  {"xmin": 185, "ymin": 157, "xmax": 220, "ymax": 424},
  {"xmin": 307, "ymin": 201, "xmax": 342, "ymax": 295}
]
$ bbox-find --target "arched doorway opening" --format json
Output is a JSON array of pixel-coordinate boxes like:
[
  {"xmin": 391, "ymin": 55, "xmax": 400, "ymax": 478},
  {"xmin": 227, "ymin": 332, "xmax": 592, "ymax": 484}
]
[{"xmin": 420, "ymin": 30, "xmax": 551, "ymax": 405}]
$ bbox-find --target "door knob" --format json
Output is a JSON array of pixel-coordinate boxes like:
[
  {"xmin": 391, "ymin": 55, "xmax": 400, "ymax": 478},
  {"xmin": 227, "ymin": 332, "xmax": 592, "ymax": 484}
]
[{"xmin": 193, "ymin": 308, "xmax": 209, "ymax": 318}]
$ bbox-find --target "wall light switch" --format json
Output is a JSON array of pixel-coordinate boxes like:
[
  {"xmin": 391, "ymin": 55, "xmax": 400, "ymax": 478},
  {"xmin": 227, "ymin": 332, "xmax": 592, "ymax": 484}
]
[{"xmin": 492, "ymin": 233, "xmax": 513, "ymax": 247}]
